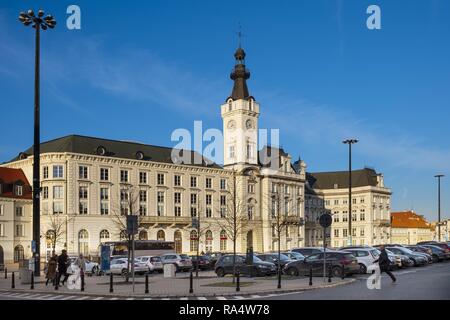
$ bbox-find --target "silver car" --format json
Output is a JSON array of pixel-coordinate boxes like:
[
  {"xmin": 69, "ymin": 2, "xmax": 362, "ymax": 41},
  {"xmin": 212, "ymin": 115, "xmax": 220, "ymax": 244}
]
[{"xmin": 160, "ymin": 254, "xmax": 192, "ymax": 272}]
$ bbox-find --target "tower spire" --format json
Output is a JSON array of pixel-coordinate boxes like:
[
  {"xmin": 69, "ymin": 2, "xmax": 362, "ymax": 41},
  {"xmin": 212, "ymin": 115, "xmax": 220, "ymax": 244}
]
[{"xmin": 229, "ymin": 39, "xmax": 251, "ymax": 100}]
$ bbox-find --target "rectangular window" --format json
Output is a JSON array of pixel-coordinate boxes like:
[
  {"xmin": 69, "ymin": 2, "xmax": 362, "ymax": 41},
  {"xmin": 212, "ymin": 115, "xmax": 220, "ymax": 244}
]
[
  {"xmin": 100, "ymin": 168, "xmax": 109, "ymax": 181},
  {"xmin": 100, "ymin": 188, "xmax": 109, "ymax": 200},
  {"xmin": 333, "ymin": 212, "xmax": 339, "ymax": 222},
  {"xmin": 229, "ymin": 145, "xmax": 235, "ymax": 159},
  {"xmin": 247, "ymin": 206, "xmax": 254, "ymax": 220},
  {"xmin": 157, "ymin": 173, "xmax": 165, "ymax": 185},
  {"xmin": 205, "ymin": 178, "xmax": 212, "ymax": 189},
  {"xmin": 16, "ymin": 185, "xmax": 23, "ymax": 196},
  {"xmin": 360, "ymin": 212, "xmax": 365, "ymax": 221},
  {"xmin": 157, "ymin": 191, "xmax": 165, "ymax": 203},
  {"xmin": 79, "ymin": 202, "xmax": 88, "ymax": 215},
  {"xmin": 0, "ymin": 204, "xmax": 3, "ymax": 216},
  {"xmin": 190, "ymin": 193, "xmax": 197, "ymax": 205},
  {"xmin": 15, "ymin": 206, "xmax": 23, "ymax": 217},
  {"xmin": 139, "ymin": 205, "xmax": 147, "ymax": 216},
  {"xmin": 284, "ymin": 185, "xmax": 290, "ymax": 194},
  {"xmin": 190, "ymin": 176, "xmax": 197, "ymax": 188},
  {"xmin": 120, "ymin": 189, "xmax": 129, "ymax": 202},
  {"xmin": 120, "ymin": 204, "xmax": 129, "ymax": 216},
  {"xmin": 360, "ymin": 228, "xmax": 365, "ymax": 236},
  {"xmin": 120, "ymin": 170, "xmax": 129, "ymax": 183},
  {"xmin": 43, "ymin": 166, "xmax": 49, "ymax": 179},
  {"xmin": 79, "ymin": 186, "xmax": 88, "ymax": 199},
  {"xmin": 272, "ymin": 183, "xmax": 278, "ymax": 193},
  {"xmin": 206, "ymin": 194, "xmax": 212, "ymax": 205},
  {"xmin": 139, "ymin": 190, "xmax": 147, "ymax": 202},
  {"xmin": 334, "ymin": 229, "xmax": 339, "ymax": 237},
  {"xmin": 246, "ymin": 144, "xmax": 253, "ymax": 158},
  {"xmin": 220, "ymin": 179, "xmax": 227, "ymax": 190},
  {"xmin": 360, "ymin": 198, "xmax": 365, "ymax": 204},
  {"xmin": 0, "ymin": 223, "xmax": 4, "ymax": 236},
  {"xmin": 53, "ymin": 186, "xmax": 63, "ymax": 199},
  {"xmin": 342, "ymin": 211, "xmax": 348, "ymax": 222},
  {"xmin": 100, "ymin": 202, "xmax": 109, "ymax": 215},
  {"xmin": 220, "ymin": 195, "xmax": 226, "ymax": 206},
  {"xmin": 53, "ymin": 202, "xmax": 63, "ymax": 214},
  {"xmin": 248, "ymin": 184, "xmax": 255, "ymax": 194},
  {"xmin": 206, "ymin": 207, "xmax": 212, "ymax": 218},
  {"xmin": 79, "ymin": 166, "xmax": 88, "ymax": 179},
  {"xmin": 174, "ymin": 206, "xmax": 181, "ymax": 217},
  {"xmin": 174, "ymin": 175, "xmax": 181, "ymax": 186},
  {"xmin": 352, "ymin": 214, "xmax": 357, "ymax": 222},
  {"xmin": 220, "ymin": 207, "xmax": 226, "ymax": 218},
  {"xmin": 15, "ymin": 224, "xmax": 24, "ymax": 237},
  {"xmin": 174, "ymin": 192, "xmax": 181, "ymax": 204},
  {"xmin": 343, "ymin": 229, "xmax": 348, "ymax": 237},
  {"xmin": 190, "ymin": 206, "xmax": 197, "ymax": 217},
  {"xmin": 42, "ymin": 186, "xmax": 48, "ymax": 199},
  {"xmin": 353, "ymin": 198, "xmax": 357, "ymax": 204},
  {"xmin": 53, "ymin": 165, "xmax": 63, "ymax": 178},
  {"xmin": 157, "ymin": 191, "xmax": 165, "ymax": 216},
  {"xmin": 352, "ymin": 228, "xmax": 357, "ymax": 237},
  {"xmin": 139, "ymin": 172, "xmax": 147, "ymax": 184}
]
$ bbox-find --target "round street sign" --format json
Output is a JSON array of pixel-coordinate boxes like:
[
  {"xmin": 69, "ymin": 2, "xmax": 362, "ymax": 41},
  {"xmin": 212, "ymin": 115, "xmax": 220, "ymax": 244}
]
[{"xmin": 319, "ymin": 213, "xmax": 332, "ymax": 228}]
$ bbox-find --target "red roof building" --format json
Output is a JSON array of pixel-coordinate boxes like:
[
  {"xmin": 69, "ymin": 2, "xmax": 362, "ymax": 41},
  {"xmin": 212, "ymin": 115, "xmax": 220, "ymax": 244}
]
[
  {"xmin": 391, "ymin": 211, "xmax": 433, "ymax": 229},
  {"xmin": 0, "ymin": 167, "xmax": 32, "ymax": 200}
]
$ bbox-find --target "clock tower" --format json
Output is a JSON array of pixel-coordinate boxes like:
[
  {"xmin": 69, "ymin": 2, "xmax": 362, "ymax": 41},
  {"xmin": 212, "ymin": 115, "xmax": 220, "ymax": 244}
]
[{"xmin": 221, "ymin": 46, "xmax": 260, "ymax": 170}]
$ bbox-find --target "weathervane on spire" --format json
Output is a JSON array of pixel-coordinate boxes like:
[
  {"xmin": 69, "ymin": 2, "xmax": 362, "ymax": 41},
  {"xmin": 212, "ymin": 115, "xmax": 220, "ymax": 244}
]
[{"xmin": 236, "ymin": 22, "xmax": 245, "ymax": 48}]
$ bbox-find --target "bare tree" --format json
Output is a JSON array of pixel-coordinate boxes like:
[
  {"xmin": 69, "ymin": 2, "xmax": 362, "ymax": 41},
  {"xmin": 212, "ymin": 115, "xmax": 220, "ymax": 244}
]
[
  {"xmin": 191, "ymin": 201, "xmax": 212, "ymax": 277},
  {"xmin": 215, "ymin": 172, "xmax": 250, "ymax": 283},
  {"xmin": 43, "ymin": 213, "xmax": 66, "ymax": 254}
]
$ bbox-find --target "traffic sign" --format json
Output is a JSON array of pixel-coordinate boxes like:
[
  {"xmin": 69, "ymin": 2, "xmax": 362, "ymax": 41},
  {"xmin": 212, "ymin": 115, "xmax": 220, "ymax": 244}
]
[
  {"xmin": 319, "ymin": 213, "xmax": 332, "ymax": 228},
  {"xmin": 126, "ymin": 215, "xmax": 138, "ymax": 235}
]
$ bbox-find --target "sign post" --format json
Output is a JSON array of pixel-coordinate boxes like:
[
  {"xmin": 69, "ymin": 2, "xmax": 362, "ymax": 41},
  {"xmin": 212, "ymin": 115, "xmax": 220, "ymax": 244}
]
[
  {"xmin": 127, "ymin": 215, "xmax": 138, "ymax": 292},
  {"xmin": 319, "ymin": 213, "xmax": 332, "ymax": 282}
]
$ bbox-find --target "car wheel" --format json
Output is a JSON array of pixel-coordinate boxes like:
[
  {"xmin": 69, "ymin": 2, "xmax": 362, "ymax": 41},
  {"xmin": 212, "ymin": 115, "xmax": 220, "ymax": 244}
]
[
  {"xmin": 216, "ymin": 268, "xmax": 225, "ymax": 277},
  {"xmin": 121, "ymin": 269, "xmax": 129, "ymax": 277},
  {"xmin": 332, "ymin": 266, "xmax": 343, "ymax": 278},
  {"xmin": 411, "ymin": 259, "xmax": 417, "ymax": 266},
  {"xmin": 287, "ymin": 267, "xmax": 299, "ymax": 277},
  {"xmin": 359, "ymin": 264, "xmax": 367, "ymax": 274},
  {"xmin": 432, "ymin": 255, "xmax": 439, "ymax": 263}
]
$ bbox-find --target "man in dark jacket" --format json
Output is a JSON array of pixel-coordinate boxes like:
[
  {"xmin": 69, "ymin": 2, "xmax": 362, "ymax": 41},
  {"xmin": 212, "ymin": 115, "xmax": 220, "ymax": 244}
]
[
  {"xmin": 375, "ymin": 245, "xmax": 396, "ymax": 283},
  {"xmin": 57, "ymin": 249, "xmax": 70, "ymax": 285}
]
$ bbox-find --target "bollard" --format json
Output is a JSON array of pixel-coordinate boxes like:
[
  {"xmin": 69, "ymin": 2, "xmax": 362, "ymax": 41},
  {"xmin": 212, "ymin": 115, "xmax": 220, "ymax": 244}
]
[
  {"xmin": 30, "ymin": 271, "xmax": 34, "ymax": 290},
  {"xmin": 81, "ymin": 274, "xmax": 85, "ymax": 292},
  {"xmin": 145, "ymin": 274, "xmax": 149, "ymax": 294},
  {"xmin": 328, "ymin": 264, "xmax": 332, "ymax": 283},
  {"xmin": 4, "ymin": 268, "xmax": 7, "ymax": 279},
  {"xmin": 109, "ymin": 273, "xmax": 114, "ymax": 293},
  {"xmin": 309, "ymin": 267, "xmax": 313, "ymax": 286},
  {"xmin": 11, "ymin": 272, "xmax": 15, "ymax": 289},
  {"xmin": 189, "ymin": 270, "xmax": 193, "ymax": 294},
  {"xmin": 236, "ymin": 271, "xmax": 240, "ymax": 292},
  {"xmin": 341, "ymin": 263, "xmax": 345, "ymax": 280}
]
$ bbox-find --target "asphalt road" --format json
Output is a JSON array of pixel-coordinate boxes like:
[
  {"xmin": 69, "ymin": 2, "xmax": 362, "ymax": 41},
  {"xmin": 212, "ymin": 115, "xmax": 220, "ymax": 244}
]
[{"xmin": 256, "ymin": 261, "xmax": 450, "ymax": 300}]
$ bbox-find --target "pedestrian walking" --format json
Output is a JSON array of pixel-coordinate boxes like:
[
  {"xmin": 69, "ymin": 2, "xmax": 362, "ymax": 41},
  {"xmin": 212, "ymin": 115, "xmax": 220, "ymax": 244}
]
[
  {"xmin": 57, "ymin": 249, "xmax": 70, "ymax": 286},
  {"xmin": 45, "ymin": 252, "xmax": 58, "ymax": 286},
  {"xmin": 374, "ymin": 245, "xmax": 396, "ymax": 283},
  {"xmin": 74, "ymin": 253, "xmax": 86, "ymax": 289}
]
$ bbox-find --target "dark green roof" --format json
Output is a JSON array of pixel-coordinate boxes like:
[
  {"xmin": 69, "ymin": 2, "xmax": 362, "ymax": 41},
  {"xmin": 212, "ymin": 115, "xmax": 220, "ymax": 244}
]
[
  {"xmin": 307, "ymin": 168, "xmax": 380, "ymax": 189},
  {"xmin": 9, "ymin": 135, "xmax": 222, "ymax": 168}
]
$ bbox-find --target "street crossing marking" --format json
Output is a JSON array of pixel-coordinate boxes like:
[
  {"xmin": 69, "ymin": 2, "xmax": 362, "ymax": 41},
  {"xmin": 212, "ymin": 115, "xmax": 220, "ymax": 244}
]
[
  {"xmin": 93, "ymin": 297, "xmax": 104, "ymax": 300},
  {"xmin": 179, "ymin": 297, "xmax": 188, "ymax": 300},
  {"xmin": 249, "ymin": 295, "xmax": 261, "ymax": 299},
  {"xmin": 216, "ymin": 297, "xmax": 227, "ymax": 300},
  {"xmin": 234, "ymin": 296, "xmax": 245, "ymax": 300},
  {"xmin": 198, "ymin": 297, "xmax": 207, "ymax": 300},
  {"xmin": 75, "ymin": 296, "xmax": 90, "ymax": 300}
]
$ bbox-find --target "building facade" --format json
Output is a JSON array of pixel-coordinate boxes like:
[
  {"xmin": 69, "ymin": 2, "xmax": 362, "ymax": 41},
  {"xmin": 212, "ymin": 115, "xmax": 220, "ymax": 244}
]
[
  {"xmin": 390, "ymin": 211, "xmax": 433, "ymax": 245},
  {"xmin": 431, "ymin": 218, "xmax": 449, "ymax": 242},
  {"xmin": 2, "ymin": 46, "xmax": 307, "ymax": 260},
  {"xmin": 0, "ymin": 168, "xmax": 33, "ymax": 269},
  {"xmin": 306, "ymin": 169, "xmax": 392, "ymax": 247}
]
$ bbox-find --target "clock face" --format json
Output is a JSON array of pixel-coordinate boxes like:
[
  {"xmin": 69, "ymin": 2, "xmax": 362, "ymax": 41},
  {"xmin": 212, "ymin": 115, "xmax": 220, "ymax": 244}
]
[
  {"xmin": 246, "ymin": 119, "xmax": 253, "ymax": 129},
  {"xmin": 227, "ymin": 120, "xmax": 236, "ymax": 129}
]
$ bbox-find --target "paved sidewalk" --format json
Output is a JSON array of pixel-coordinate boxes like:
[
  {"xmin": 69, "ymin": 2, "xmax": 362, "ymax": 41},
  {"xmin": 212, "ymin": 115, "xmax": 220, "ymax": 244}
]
[{"xmin": 0, "ymin": 271, "xmax": 355, "ymax": 299}]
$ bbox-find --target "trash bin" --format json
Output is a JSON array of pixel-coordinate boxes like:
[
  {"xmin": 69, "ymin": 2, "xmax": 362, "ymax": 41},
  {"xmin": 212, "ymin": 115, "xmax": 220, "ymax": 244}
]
[
  {"xmin": 19, "ymin": 259, "xmax": 33, "ymax": 284},
  {"xmin": 163, "ymin": 264, "xmax": 176, "ymax": 278}
]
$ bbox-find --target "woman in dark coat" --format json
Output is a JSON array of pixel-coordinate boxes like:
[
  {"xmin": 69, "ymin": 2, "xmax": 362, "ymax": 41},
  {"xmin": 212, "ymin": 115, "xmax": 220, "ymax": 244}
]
[{"xmin": 46, "ymin": 252, "xmax": 58, "ymax": 286}]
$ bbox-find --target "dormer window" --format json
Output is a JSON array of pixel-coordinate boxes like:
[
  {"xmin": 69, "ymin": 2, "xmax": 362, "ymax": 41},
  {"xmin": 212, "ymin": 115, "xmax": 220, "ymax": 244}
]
[
  {"xmin": 16, "ymin": 185, "xmax": 23, "ymax": 196},
  {"xmin": 135, "ymin": 151, "xmax": 144, "ymax": 160},
  {"xmin": 96, "ymin": 146, "xmax": 107, "ymax": 156}
]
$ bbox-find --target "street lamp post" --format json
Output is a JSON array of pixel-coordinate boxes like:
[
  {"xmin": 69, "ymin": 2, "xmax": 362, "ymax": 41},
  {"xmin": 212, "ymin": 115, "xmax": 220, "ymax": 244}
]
[
  {"xmin": 18, "ymin": 9, "xmax": 56, "ymax": 276},
  {"xmin": 434, "ymin": 175, "xmax": 444, "ymax": 242},
  {"xmin": 343, "ymin": 139, "xmax": 358, "ymax": 247}
]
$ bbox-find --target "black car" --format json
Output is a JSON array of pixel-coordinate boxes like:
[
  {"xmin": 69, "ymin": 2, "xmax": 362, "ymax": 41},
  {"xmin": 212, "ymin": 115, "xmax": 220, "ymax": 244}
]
[
  {"xmin": 189, "ymin": 255, "xmax": 212, "ymax": 270},
  {"xmin": 420, "ymin": 244, "xmax": 449, "ymax": 261},
  {"xmin": 283, "ymin": 251, "xmax": 360, "ymax": 277},
  {"xmin": 205, "ymin": 252, "xmax": 223, "ymax": 267},
  {"xmin": 257, "ymin": 253, "xmax": 293, "ymax": 268},
  {"xmin": 291, "ymin": 247, "xmax": 327, "ymax": 257},
  {"xmin": 214, "ymin": 254, "xmax": 277, "ymax": 277},
  {"xmin": 385, "ymin": 246, "xmax": 428, "ymax": 266}
]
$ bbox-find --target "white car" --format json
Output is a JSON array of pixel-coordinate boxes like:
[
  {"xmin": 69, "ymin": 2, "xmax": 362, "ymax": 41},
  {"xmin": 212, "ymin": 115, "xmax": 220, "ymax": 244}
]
[
  {"xmin": 67, "ymin": 256, "xmax": 100, "ymax": 275},
  {"xmin": 135, "ymin": 256, "xmax": 163, "ymax": 273},
  {"xmin": 340, "ymin": 248, "xmax": 379, "ymax": 274},
  {"xmin": 106, "ymin": 258, "xmax": 148, "ymax": 276}
]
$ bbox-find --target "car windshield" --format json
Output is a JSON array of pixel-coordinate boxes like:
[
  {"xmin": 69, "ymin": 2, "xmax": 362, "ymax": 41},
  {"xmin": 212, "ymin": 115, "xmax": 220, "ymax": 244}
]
[
  {"xmin": 397, "ymin": 247, "xmax": 414, "ymax": 254},
  {"xmin": 150, "ymin": 257, "xmax": 161, "ymax": 262},
  {"xmin": 370, "ymin": 250, "xmax": 379, "ymax": 258},
  {"xmin": 252, "ymin": 255, "xmax": 263, "ymax": 262},
  {"xmin": 180, "ymin": 254, "xmax": 190, "ymax": 259}
]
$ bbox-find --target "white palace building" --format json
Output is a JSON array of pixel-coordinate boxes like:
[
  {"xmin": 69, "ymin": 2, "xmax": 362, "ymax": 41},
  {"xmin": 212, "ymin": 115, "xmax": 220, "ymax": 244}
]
[{"xmin": 0, "ymin": 46, "xmax": 392, "ymax": 266}]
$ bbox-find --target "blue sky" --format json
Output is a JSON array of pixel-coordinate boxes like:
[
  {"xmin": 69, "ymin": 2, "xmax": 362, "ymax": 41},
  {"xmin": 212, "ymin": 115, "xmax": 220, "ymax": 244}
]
[{"xmin": 0, "ymin": 0, "xmax": 449, "ymax": 222}]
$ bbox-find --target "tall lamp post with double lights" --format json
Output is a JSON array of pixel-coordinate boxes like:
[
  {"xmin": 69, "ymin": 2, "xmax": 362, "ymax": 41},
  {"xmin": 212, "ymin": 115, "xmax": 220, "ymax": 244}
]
[
  {"xmin": 434, "ymin": 174, "xmax": 445, "ymax": 242},
  {"xmin": 343, "ymin": 139, "xmax": 358, "ymax": 246},
  {"xmin": 18, "ymin": 9, "xmax": 56, "ymax": 276}
]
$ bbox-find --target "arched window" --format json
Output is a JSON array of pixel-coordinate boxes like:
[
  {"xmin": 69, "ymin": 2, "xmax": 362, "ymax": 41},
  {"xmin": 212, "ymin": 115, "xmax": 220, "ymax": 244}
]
[
  {"xmin": 220, "ymin": 230, "xmax": 227, "ymax": 251},
  {"xmin": 119, "ymin": 230, "xmax": 128, "ymax": 240},
  {"xmin": 139, "ymin": 230, "xmax": 148, "ymax": 240},
  {"xmin": 100, "ymin": 230, "xmax": 110, "ymax": 242},
  {"xmin": 249, "ymin": 98, "xmax": 253, "ymax": 111},
  {"xmin": 228, "ymin": 100, "xmax": 232, "ymax": 112},
  {"xmin": 157, "ymin": 230, "xmax": 165, "ymax": 241},
  {"xmin": 190, "ymin": 230, "xmax": 198, "ymax": 252},
  {"xmin": 205, "ymin": 230, "xmax": 213, "ymax": 253},
  {"xmin": 14, "ymin": 245, "xmax": 24, "ymax": 262},
  {"xmin": 78, "ymin": 229, "xmax": 89, "ymax": 256},
  {"xmin": 174, "ymin": 230, "xmax": 182, "ymax": 254}
]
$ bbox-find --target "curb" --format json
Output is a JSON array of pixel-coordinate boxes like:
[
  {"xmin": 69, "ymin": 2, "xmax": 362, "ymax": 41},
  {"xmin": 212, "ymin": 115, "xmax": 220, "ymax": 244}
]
[{"xmin": 0, "ymin": 279, "xmax": 356, "ymax": 299}]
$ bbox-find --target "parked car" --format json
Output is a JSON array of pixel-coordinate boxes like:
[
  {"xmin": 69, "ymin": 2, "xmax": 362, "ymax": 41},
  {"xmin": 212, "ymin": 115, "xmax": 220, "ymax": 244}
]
[
  {"xmin": 257, "ymin": 253, "xmax": 293, "ymax": 268},
  {"xmin": 282, "ymin": 251, "xmax": 305, "ymax": 261},
  {"xmin": 383, "ymin": 249, "xmax": 407, "ymax": 268},
  {"xmin": 160, "ymin": 254, "xmax": 192, "ymax": 272},
  {"xmin": 214, "ymin": 254, "xmax": 277, "ymax": 277},
  {"xmin": 420, "ymin": 244, "xmax": 449, "ymax": 261},
  {"xmin": 106, "ymin": 258, "xmax": 148, "ymax": 276},
  {"xmin": 190, "ymin": 255, "xmax": 213, "ymax": 270},
  {"xmin": 385, "ymin": 246, "xmax": 428, "ymax": 266},
  {"xmin": 405, "ymin": 246, "xmax": 433, "ymax": 264},
  {"xmin": 291, "ymin": 247, "xmax": 331, "ymax": 257},
  {"xmin": 283, "ymin": 251, "xmax": 360, "ymax": 277},
  {"xmin": 67, "ymin": 256, "xmax": 100, "ymax": 275},
  {"xmin": 135, "ymin": 256, "xmax": 163, "ymax": 273},
  {"xmin": 205, "ymin": 252, "xmax": 223, "ymax": 267},
  {"xmin": 339, "ymin": 248, "xmax": 379, "ymax": 274}
]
